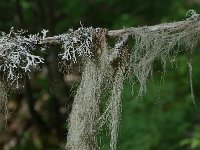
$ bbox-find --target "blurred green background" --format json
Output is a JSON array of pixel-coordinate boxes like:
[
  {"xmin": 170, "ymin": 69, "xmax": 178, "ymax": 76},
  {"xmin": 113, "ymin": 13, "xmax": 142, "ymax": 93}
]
[{"xmin": 0, "ymin": 0, "xmax": 200, "ymax": 150}]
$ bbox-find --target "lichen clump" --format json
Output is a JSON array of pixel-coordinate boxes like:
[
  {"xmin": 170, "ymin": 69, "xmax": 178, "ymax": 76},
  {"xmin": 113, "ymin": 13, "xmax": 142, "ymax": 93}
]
[
  {"xmin": 58, "ymin": 27, "xmax": 94, "ymax": 62},
  {"xmin": 0, "ymin": 28, "xmax": 46, "ymax": 87}
]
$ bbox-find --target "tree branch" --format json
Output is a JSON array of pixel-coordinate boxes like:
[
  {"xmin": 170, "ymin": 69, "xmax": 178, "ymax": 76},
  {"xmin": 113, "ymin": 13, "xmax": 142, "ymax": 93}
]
[
  {"xmin": 39, "ymin": 19, "xmax": 199, "ymax": 45},
  {"xmin": 1, "ymin": 16, "xmax": 200, "ymax": 86}
]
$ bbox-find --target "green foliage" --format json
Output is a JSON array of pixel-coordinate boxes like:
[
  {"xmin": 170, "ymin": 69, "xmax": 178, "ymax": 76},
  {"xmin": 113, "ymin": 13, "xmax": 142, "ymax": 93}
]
[{"xmin": 180, "ymin": 126, "xmax": 200, "ymax": 149}]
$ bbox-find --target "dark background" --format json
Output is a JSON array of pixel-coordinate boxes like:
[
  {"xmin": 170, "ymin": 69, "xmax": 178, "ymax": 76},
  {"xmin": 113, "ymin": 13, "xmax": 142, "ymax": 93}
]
[{"xmin": 0, "ymin": 0, "xmax": 200, "ymax": 149}]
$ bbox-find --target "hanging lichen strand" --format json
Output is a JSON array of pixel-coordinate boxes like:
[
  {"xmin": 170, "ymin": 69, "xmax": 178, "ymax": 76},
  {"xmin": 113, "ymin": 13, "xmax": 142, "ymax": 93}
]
[
  {"xmin": 0, "ymin": 81, "xmax": 8, "ymax": 134},
  {"xmin": 66, "ymin": 60, "xmax": 100, "ymax": 150},
  {"xmin": 108, "ymin": 67, "xmax": 125, "ymax": 150},
  {"xmin": 0, "ymin": 10, "xmax": 200, "ymax": 150}
]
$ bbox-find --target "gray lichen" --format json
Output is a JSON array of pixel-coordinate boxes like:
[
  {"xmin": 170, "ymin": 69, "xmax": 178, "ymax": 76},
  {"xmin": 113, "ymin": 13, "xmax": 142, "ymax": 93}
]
[
  {"xmin": 58, "ymin": 27, "xmax": 94, "ymax": 63},
  {"xmin": 0, "ymin": 28, "xmax": 46, "ymax": 87}
]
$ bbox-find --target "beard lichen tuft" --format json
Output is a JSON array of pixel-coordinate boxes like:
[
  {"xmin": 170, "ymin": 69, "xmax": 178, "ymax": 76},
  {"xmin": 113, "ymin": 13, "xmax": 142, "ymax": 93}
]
[
  {"xmin": 129, "ymin": 19, "xmax": 200, "ymax": 96},
  {"xmin": 66, "ymin": 60, "xmax": 100, "ymax": 150}
]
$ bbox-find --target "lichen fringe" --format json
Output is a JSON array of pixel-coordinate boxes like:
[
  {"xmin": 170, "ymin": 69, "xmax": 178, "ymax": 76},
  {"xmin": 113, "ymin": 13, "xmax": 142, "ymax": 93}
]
[
  {"xmin": 130, "ymin": 20, "xmax": 200, "ymax": 96},
  {"xmin": 97, "ymin": 36, "xmax": 126, "ymax": 150},
  {"xmin": 109, "ymin": 67, "xmax": 124, "ymax": 150},
  {"xmin": 0, "ymin": 81, "xmax": 8, "ymax": 134},
  {"xmin": 98, "ymin": 67, "xmax": 124, "ymax": 150}
]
